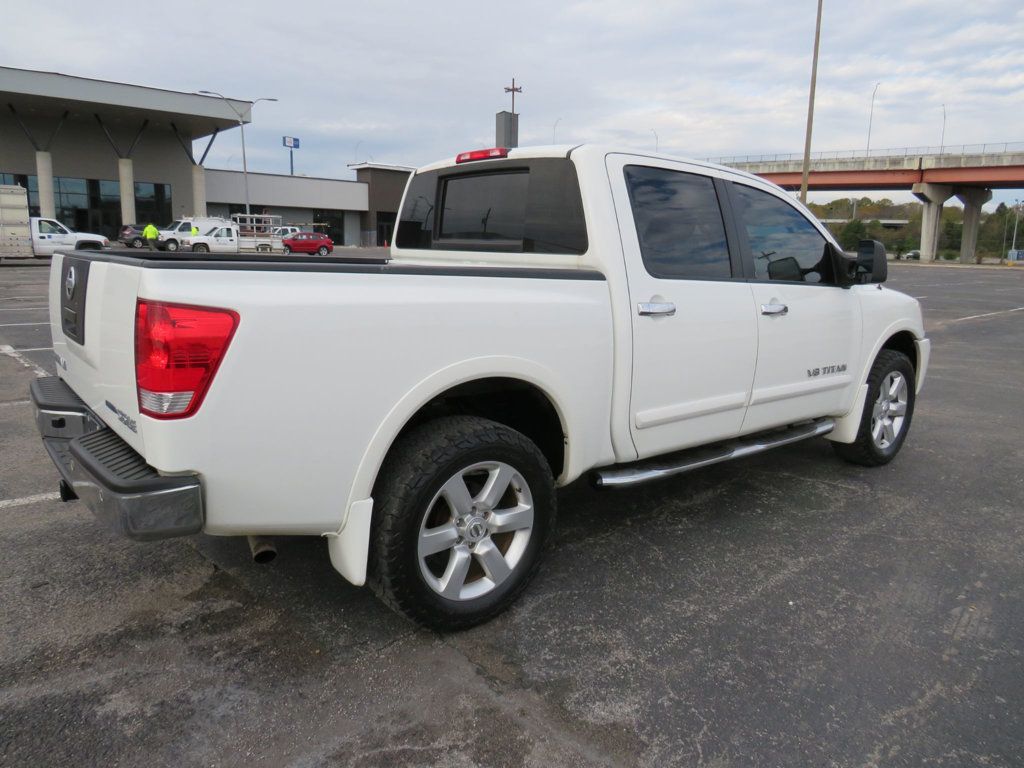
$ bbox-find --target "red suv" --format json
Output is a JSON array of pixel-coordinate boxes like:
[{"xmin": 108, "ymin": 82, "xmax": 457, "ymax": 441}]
[{"xmin": 282, "ymin": 232, "xmax": 334, "ymax": 255}]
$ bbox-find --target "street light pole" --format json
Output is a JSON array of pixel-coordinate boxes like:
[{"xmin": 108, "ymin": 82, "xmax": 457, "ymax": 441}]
[
  {"xmin": 866, "ymin": 82, "xmax": 880, "ymax": 156},
  {"xmin": 651, "ymin": 128, "xmax": 659, "ymax": 153},
  {"xmin": 799, "ymin": 0, "xmax": 824, "ymax": 203},
  {"xmin": 1013, "ymin": 200, "xmax": 1021, "ymax": 253},
  {"xmin": 939, "ymin": 103, "xmax": 947, "ymax": 155},
  {"xmin": 552, "ymin": 117, "xmax": 561, "ymax": 144},
  {"xmin": 198, "ymin": 91, "xmax": 277, "ymax": 216}
]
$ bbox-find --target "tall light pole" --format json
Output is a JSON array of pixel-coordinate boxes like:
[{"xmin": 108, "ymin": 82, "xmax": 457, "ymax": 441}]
[
  {"xmin": 799, "ymin": 0, "xmax": 824, "ymax": 203},
  {"xmin": 552, "ymin": 117, "xmax": 561, "ymax": 144},
  {"xmin": 651, "ymin": 128, "xmax": 659, "ymax": 153},
  {"xmin": 1013, "ymin": 199, "xmax": 1021, "ymax": 253},
  {"xmin": 866, "ymin": 82, "xmax": 880, "ymax": 156},
  {"xmin": 199, "ymin": 91, "xmax": 277, "ymax": 216},
  {"xmin": 939, "ymin": 103, "xmax": 947, "ymax": 155}
]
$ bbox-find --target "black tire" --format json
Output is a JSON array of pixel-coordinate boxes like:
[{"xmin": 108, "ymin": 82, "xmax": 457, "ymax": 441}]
[
  {"xmin": 282, "ymin": 245, "xmax": 291, "ymax": 254},
  {"xmin": 833, "ymin": 349, "xmax": 916, "ymax": 467},
  {"xmin": 193, "ymin": 243, "xmax": 209, "ymax": 253},
  {"xmin": 165, "ymin": 240, "xmax": 178, "ymax": 252},
  {"xmin": 317, "ymin": 245, "xmax": 329, "ymax": 256},
  {"xmin": 368, "ymin": 415, "xmax": 556, "ymax": 631},
  {"xmin": 131, "ymin": 237, "xmax": 144, "ymax": 249}
]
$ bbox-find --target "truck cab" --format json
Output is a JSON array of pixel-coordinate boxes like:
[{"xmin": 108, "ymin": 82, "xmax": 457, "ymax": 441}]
[{"xmin": 158, "ymin": 217, "xmax": 230, "ymax": 251}]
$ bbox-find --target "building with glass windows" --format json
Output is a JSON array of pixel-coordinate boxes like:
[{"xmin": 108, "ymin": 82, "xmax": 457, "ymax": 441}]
[{"xmin": 0, "ymin": 67, "xmax": 409, "ymax": 246}]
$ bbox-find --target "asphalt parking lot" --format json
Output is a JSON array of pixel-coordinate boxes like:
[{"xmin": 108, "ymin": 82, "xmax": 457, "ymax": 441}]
[{"xmin": 1, "ymin": 260, "xmax": 1022, "ymax": 767}]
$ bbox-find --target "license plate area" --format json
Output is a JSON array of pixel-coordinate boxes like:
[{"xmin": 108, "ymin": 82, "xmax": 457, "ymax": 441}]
[{"xmin": 60, "ymin": 257, "xmax": 90, "ymax": 345}]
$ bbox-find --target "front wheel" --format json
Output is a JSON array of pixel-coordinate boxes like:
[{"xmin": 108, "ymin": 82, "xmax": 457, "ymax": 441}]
[
  {"xmin": 131, "ymin": 237, "xmax": 144, "ymax": 249},
  {"xmin": 192, "ymin": 243, "xmax": 209, "ymax": 253},
  {"xmin": 833, "ymin": 349, "xmax": 916, "ymax": 466},
  {"xmin": 164, "ymin": 240, "xmax": 179, "ymax": 252},
  {"xmin": 369, "ymin": 416, "xmax": 556, "ymax": 631}
]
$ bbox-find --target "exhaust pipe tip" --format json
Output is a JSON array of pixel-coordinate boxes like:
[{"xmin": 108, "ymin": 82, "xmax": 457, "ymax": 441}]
[{"xmin": 247, "ymin": 535, "xmax": 277, "ymax": 564}]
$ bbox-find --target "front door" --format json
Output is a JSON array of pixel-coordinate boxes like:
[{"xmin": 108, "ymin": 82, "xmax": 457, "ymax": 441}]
[
  {"xmin": 607, "ymin": 155, "xmax": 758, "ymax": 460},
  {"xmin": 34, "ymin": 219, "xmax": 74, "ymax": 255},
  {"xmin": 726, "ymin": 181, "xmax": 862, "ymax": 433},
  {"xmin": 211, "ymin": 227, "xmax": 238, "ymax": 252}
]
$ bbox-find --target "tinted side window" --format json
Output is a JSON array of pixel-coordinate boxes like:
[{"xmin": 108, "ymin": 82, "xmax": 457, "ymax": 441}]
[
  {"xmin": 624, "ymin": 166, "xmax": 732, "ymax": 280},
  {"xmin": 440, "ymin": 172, "xmax": 527, "ymax": 242},
  {"xmin": 732, "ymin": 184, "xmax": 831, "ymax": 284}
]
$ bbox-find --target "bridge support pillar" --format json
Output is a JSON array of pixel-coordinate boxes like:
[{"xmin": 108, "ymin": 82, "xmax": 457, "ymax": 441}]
[
  {"xmin": 956, "ymin": 188, "xmax": 992, "ymax": 264},
  {"xmin": 912, "ymin": 183, "xmax": 953, "ymax": 262}
]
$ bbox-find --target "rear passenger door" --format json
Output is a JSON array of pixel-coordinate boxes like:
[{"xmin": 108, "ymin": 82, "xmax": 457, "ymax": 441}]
[
  {"xmin": 607, "ymin": 156, "xmax": 758, "ymax": 459},
  {"xmin": 726, "ymin": 181, "xmax": 862, "ymax": 433}
]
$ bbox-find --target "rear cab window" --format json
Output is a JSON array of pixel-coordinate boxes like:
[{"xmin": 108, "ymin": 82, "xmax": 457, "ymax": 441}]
[{"xmin": 396, "ymin": 158, "xmax": 587, "ymax": 255}]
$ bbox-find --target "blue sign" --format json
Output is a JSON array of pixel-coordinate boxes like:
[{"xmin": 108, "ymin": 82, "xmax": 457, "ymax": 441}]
[{"xmin": 283, "ymin": 136, "xmax": 300, "ymax": 149}]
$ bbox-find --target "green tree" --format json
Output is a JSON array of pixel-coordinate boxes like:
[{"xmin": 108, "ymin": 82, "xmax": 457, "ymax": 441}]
[{"xmin": 839, "ymin": 219, "xmax": 868, "ymax": 250}]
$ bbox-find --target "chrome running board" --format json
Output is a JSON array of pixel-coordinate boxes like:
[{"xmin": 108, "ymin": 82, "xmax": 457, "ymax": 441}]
[{"xmin": 592, "ymin": 418, "xmax": 835, "ymax": 489}]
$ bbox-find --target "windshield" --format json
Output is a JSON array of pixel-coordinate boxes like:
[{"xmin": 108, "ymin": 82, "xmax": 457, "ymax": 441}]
[{"xmin": 164, "ymin": 220, "xmax": 182, "ymax": 230}]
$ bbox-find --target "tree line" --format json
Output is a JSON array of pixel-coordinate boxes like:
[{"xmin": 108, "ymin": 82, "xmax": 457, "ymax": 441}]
[{"xmin": 806, "ymin": 197, "xmax": 1020, "ymax": 262}]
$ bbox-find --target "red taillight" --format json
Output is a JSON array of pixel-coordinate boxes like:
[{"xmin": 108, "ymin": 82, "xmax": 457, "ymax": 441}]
[
  {"xmin": 134, "ymin": 300, "xmax": 239, "ymax": 419},
  {"xmin": 455, "ymin": 147, "xmax": 509, "ymax": 164}
]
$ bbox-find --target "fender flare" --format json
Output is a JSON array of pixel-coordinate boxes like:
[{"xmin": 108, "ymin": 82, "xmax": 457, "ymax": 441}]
[
  {"xmin": 826, "ymin": 320, "xmax": 924, "ymax": 444},
  {"xmin": 326, "ymin": 356, "xmax": 572, "ymax": 586}
]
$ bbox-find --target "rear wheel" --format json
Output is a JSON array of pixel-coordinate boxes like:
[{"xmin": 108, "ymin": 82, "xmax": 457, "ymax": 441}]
[
  {"xmin": 317, "ymin": 245, "xmax": 329, "ymax": 256},
  {"xmin": 833, "ymin": 349, "xmax": 916, "ymax": 466},
  {"xmin": 131, "ymin": 237, "xmax": 144, "ymax": 249},
  {"xmin": 282, "ymin": 245, "xmax": 291, "ymax": 254},
  {"xmin": 369, "ymin": 415, "xmax": 556, "ymax": 631}
]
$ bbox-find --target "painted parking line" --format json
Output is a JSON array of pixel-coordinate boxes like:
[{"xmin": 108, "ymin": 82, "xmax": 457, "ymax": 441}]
[
  {"xmin": 0, "ymin": 344, "xmax": 49, "ymax": 377},
  {"xmin": 952, "ymin": 307, "xmax": 1024, "ymax": 323},
  {"xmin": 15, "ymin": 346, "xmax": 53, "ymax": 352},
  {"xmin": 0, "ymin": 399, "xmax": 31, "ymax": 408},
  {"xmin": 0, "ymin": 306, "xmax": 49, "ymax": 311},
  {"xmin": 0, "ymin": 321, "xmax": 48, "ymax": 327},
  {"xmin": 0, "ymin": 492, "xmax": 60, "ymax": 510}
]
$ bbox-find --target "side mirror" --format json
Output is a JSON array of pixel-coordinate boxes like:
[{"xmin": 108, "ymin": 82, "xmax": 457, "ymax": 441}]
[
  {"xmin": 828, "ymin": 242, "xmax": 858, "ymax": 288},
  {"xmin": 857, "ymin": 239, "xmax": 887, "ymax": 283}
]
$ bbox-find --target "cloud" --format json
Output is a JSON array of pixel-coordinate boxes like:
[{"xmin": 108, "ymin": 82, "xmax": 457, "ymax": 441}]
[{"xmin": 1, "ymin": 0, "xmax": 1020, "ymax": 208}]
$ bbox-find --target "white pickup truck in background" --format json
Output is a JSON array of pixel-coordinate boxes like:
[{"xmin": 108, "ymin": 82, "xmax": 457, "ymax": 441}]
[
  {"xmin": 0, "ymin": 185, "xmax": 108, "ymax": 257},
  {"xmin": 32, "ymin": 144, "xmax": 929, "ymax": 629}
]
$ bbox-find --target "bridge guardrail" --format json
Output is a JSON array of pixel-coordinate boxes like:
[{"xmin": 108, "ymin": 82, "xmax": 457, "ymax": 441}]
[{"xmin": 707, "ymin": 141, "xmax": 1024, "ymax": 165}]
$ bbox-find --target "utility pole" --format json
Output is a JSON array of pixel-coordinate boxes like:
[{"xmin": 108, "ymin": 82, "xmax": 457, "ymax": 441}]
[
  {"xmin": 1013, "ymin": 199, "xmax": 1021, "ymax": 252},
  {"xmin": 799, "ymin": 0, "xmax": 824, "ymax": 203},
  {"xmin": 866, "ymin": 82, "xmax": 880, "ymax": 156},
  {"xmin": 504, "ymin": 77, "xmax": 522, "ymax": 114},
  {"xmin": 553, "ymin": 117, "xmax": 561, "ymax": 143},
  {"xmin": 651, "ymin": 128, "xmax": 659, "ymax": 153}
]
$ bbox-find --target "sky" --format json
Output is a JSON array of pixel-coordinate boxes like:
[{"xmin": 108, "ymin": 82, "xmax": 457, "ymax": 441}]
[{"xmin": 4, "ymin": 0, "xmax": 1023, "ymax": 209}]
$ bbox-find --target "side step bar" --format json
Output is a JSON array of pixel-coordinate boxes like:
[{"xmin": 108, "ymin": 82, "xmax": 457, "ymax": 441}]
[{"xmin": 592, "ymin": 418, "xmax": 835, "ymax": 489}]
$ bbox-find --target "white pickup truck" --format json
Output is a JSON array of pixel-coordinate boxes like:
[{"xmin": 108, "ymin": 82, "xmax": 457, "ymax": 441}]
[{"xmin": 32, "ymin": 145, "xmax": 929, "ymax": 629}]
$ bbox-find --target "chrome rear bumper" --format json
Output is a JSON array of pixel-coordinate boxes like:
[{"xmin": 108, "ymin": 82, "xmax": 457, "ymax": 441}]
[{"xmin": 30, "ymin": 376, "xmax": 203, "ymax": 541}]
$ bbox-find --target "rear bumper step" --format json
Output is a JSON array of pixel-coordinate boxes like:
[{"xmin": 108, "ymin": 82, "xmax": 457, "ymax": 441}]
[
  {"xmin": 30, "ymin": 376, "xmax": 203, "ymax": 540},
  {"xmin": 593, "ymin": 418, "xmax": 835, "ymax": 488}
]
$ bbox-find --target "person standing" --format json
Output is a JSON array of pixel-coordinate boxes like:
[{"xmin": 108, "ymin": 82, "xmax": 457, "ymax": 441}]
[{"xmin": 142, "ymin": 222, "xmax": 160, "ymax": 251}]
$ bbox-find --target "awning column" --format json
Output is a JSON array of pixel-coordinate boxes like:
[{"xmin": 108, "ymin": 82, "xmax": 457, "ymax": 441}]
[
  {"xmin": 118, "ymin": 158, "xmax": 136, "ymax": 225},
  {"xmin": 192, "ymin": 165, "xmax": 207, "ymax": 217},
  {"xmin": 35, "ymin": 151, "xmax": 55, "ymax": 218}
]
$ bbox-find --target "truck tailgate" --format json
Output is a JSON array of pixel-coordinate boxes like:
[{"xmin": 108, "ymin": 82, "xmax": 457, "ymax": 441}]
[{"xmin": 49, "ymin": 252, "xmax": 145, "ymax": 453}]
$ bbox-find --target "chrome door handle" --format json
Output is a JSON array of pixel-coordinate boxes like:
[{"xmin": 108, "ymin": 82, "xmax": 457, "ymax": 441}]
[
  {"xmin": 761, "ymin": 303, "xmax": 789, "ymax": 316},
  {"xmin": 637, "ymin": 302, "xmax": 676, "ymax": 317}
]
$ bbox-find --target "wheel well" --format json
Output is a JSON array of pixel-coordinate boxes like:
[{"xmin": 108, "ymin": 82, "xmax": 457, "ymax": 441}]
[
  {"xmin": 880, "ymin": 331, "xmax": 917, "ymax": 371},
  {"xmin": 394, "ymin": 377, "xmax": 566, "ymax": 478}
]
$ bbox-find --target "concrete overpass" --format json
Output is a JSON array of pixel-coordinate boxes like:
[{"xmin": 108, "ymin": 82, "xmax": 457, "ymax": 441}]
[{"xmin": 712, "ymin": 143, "xmax": 1024, "ymax": 263}]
